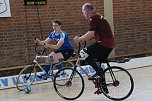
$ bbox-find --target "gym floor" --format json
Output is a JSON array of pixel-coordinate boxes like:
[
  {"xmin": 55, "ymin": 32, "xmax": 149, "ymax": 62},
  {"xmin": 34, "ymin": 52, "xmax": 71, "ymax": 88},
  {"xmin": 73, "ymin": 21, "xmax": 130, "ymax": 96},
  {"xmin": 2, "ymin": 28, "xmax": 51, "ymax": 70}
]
[{"xmin": 0, "ymin": 66, "xmax": 152, "ymax": 101}]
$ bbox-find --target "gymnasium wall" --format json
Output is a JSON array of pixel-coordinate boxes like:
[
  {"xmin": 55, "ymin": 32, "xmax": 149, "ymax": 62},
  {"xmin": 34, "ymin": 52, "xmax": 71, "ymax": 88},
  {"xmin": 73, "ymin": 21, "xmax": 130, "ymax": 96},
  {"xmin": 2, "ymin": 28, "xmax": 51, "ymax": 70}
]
[
  {"xmin": 113, "ymin": 0, "xmax": 152, "ymax": 55},
  {"xmin": 0, "ymin": 0, "xmax": 152, "ymax": 69}
]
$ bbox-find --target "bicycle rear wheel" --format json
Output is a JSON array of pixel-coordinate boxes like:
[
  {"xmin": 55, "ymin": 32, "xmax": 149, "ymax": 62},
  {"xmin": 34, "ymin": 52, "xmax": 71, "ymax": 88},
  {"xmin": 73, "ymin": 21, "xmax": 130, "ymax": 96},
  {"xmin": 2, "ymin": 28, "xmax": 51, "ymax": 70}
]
[
  {"xmin": 16, "ymin": 64, "xmax": 36, "ymax": 91},
  {"xmin": 53, "ymin": 67, "xmax": 85, "ymax": 100},
  {"xmin": 102, "ymin": 66, "xmax": 134, "ymax": 100}
]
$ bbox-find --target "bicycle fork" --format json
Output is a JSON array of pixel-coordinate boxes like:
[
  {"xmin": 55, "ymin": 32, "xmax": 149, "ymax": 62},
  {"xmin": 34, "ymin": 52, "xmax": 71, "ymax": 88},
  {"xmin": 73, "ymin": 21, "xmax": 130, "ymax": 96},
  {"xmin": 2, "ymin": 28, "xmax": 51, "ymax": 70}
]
[{"xmin": 24, "ymin": 63, "xmax": 36, "ymax": 81}]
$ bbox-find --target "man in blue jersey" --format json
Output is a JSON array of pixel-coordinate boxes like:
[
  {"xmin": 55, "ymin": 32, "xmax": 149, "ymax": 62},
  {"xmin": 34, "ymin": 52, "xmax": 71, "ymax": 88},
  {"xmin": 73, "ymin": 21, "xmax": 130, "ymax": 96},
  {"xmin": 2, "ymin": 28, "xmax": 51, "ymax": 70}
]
[{"xmin": 34, "ymin": 19, "xmax": 74, "ymax": 80}]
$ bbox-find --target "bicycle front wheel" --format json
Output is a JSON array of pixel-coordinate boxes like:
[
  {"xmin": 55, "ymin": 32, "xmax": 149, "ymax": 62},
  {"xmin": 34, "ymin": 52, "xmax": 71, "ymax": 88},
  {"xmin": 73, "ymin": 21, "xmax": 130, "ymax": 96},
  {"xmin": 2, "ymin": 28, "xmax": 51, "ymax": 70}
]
[
  {"xmin": 102, "ymin": 66, "xmax": 134, "ymax": 100},
  {"xmin": 16, "ymin": 64, "xmax": 36, "ymax": 91},
  {"xmin": 53, "ymin": 67, "xmax": 85, "ymax": 100}
]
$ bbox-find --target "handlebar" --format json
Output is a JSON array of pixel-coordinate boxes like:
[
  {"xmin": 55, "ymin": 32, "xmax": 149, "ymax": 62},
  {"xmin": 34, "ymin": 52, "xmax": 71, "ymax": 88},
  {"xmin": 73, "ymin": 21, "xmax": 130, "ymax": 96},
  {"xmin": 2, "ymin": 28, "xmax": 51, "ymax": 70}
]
[
  {"xmin": 77, "ymin": 35, "xmax": 87, "ymax": 54},
  {"xmin": 78, "ymin": 41, "xmax": 86, "ymax": 54},
  {"xmin": 34, "ymin": 38, "xmax": 46, "ymax": 55}
]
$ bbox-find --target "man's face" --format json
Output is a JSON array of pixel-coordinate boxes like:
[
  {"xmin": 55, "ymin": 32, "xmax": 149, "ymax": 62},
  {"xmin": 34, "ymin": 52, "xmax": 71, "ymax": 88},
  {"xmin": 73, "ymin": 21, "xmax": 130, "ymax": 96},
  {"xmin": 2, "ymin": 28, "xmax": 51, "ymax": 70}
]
[
  {"xmin": 82, "ymin": 6, "xmax": 88, "ymax": 19},
  {"xmin": 52, "ymin": 22, "xmax": 61, "ymax": 31}
]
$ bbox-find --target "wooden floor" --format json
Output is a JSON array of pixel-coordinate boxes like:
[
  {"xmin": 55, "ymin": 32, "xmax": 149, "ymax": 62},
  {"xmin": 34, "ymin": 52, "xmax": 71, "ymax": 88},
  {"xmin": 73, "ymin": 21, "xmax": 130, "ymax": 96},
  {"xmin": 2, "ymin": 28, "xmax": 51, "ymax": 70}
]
[{"xmin": 0, "ymin": 66, "xmax": 152, "ymax": 101}]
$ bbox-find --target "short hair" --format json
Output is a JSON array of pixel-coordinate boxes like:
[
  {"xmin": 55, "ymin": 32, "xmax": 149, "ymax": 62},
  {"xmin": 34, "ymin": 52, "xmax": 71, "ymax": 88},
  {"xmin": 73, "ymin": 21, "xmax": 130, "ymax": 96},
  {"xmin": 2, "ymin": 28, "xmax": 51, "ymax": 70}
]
[
  {"xmin": 83, "ymin": 3, "xmax": 93, "ymax": 12},
  {"xmin": 52, "ymin": 19, "xmax": 62, "ymax": 25}
]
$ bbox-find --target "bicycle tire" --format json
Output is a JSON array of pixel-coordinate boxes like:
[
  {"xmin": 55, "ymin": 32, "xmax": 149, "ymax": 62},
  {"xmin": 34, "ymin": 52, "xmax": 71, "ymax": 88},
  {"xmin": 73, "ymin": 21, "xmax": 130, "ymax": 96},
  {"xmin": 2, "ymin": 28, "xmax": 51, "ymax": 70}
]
[
  {"xmin": 53, "ymin": 67, "xmax": 85, "ymax": 100},
  {"xmin": 16, "ymin": 64, "xmax": 36, "ymax": 91},
  {"xmin": 102, "ymin": 66, "xmax": 134, "ymax": 100}
]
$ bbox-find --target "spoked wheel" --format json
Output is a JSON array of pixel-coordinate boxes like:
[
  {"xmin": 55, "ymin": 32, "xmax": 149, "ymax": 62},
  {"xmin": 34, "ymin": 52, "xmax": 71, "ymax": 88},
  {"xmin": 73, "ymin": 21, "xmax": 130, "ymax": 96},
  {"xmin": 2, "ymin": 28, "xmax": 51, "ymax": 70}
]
[
  {"xmin": 102, "ymin": 66, "xmax": 134, "ymax": 100},
  {"xmin": 53, "ymin": 67, "xmax": 85, "ymax": 100},
  {"xmin": 16, "ymin": 65, "xmax": 36, "ymax": 91}
]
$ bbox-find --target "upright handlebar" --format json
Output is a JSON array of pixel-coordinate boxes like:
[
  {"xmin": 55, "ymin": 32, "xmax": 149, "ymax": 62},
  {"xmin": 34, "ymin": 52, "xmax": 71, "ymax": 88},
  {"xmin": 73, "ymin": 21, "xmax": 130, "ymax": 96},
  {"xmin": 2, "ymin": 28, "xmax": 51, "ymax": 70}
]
[
  {"xmin": 77, "ymin": 35, "xmax": 87, "ymax": 54},
  {"xmin": 34, "ymin": 38, "xmax": 46, "ymax": 55},
  {"xmin": 78, "ymin": 41, "xmax": 86, "ymax": 54}
]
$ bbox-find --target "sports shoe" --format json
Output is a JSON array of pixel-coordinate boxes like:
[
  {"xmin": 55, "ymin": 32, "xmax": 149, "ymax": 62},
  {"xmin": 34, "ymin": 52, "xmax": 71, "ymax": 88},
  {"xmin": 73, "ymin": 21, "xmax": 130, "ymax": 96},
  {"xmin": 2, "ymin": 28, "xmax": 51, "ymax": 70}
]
[{"xmin": 88, "ymin": 73, "xmax": 100, "ymax": 80}]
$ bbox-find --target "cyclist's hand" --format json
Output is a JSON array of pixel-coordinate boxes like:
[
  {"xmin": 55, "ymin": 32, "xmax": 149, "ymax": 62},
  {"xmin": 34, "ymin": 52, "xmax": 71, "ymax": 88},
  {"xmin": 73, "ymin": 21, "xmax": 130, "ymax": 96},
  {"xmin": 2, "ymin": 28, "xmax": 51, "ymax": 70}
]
[
  {"xmin": 43, "ymin": 43, "xmax": 50, "ymax": 48},
  {"xmin": 34, "ymin": 38, "xmax": 38, "ymax": 43},
  {"xmin": 74, "ymin": 36, "xmax": 81, "ymax": 43}
]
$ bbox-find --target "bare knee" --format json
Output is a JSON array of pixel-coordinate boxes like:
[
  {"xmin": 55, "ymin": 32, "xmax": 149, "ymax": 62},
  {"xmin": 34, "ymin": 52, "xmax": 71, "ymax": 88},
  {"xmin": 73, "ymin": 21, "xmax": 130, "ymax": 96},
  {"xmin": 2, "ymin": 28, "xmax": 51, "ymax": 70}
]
[
  {"xmin": 53, "ymin": 53, "xmax": 63, "ymax": 63},
  {"xmin": 53, "ymin": 56, "xmax": 59, "ymax": 63}
]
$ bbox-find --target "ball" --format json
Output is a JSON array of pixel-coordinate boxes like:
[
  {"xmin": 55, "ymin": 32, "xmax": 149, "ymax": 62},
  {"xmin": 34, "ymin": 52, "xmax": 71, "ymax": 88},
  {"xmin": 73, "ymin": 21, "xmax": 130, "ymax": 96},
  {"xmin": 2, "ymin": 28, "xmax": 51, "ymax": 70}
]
[{"xmin": 23, "ymin": 85, "xmax": 31, "ymax": 94}]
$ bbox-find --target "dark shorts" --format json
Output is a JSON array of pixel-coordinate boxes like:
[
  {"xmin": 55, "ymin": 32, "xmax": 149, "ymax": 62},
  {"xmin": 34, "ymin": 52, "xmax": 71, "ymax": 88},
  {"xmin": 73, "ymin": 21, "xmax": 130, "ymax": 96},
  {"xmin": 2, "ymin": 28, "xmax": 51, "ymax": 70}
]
[
  {"xmin": 54, "ymin": 49, "xmax": 74, "ymax": 61},
  {"xmin": 86, "ymin": 43, "xmax": 113, "ymax": 61}
]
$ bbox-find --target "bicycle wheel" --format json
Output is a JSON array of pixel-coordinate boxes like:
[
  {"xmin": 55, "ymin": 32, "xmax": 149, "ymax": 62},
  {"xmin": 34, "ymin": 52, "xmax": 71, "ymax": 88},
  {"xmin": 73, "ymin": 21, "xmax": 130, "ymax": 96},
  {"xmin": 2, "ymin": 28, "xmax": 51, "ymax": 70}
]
[
  {"xmin": 102, "ymin": 66, "xmax": 134, "ymax": 100},
  {"xmin": 53, "ymin": 67, "xmax": 85, "ymax": 100},
  {"xmin": 16, "ymin": 64, "xmax": 36, "ymax": 91}
]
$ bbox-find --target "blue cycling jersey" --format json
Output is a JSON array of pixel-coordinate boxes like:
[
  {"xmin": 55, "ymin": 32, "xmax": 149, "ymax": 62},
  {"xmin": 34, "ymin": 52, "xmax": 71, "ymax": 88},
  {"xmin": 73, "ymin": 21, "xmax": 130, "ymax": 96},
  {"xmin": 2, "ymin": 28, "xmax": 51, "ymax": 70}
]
[{"xmin": 49, "ymin": 30, "xmax": 73, "ymax": 51}]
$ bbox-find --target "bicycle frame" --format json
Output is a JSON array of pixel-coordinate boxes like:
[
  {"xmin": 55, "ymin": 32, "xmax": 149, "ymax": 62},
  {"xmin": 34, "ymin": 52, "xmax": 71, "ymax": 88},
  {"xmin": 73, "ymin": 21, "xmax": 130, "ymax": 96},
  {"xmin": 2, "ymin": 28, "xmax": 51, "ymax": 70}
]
[
  {"xmin": 31, "ymin": 55, "xmax": 48, "ymax": 73},
  {"xmin": 74, "ymin": 57, "xmax": 91, "ymax": 77}
]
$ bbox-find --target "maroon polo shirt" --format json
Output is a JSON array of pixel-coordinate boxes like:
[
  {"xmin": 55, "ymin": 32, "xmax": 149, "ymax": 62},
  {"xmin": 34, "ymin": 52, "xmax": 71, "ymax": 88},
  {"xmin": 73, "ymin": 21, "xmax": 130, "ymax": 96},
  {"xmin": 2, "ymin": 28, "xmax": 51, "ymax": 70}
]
[{"xmin": 88, "ymin": 12, "xmax": 115, "ymax": 48}]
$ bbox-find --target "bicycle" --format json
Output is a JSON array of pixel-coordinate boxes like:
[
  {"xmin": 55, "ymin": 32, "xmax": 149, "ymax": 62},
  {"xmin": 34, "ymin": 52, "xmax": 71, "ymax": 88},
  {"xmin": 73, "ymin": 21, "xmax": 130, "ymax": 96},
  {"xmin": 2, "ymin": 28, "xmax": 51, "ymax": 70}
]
[
  {"xmin": 53, "ymin": 42, "xmax": 134, "ymax": 100},
  {"xmin": 16, "ymin": 43, "xmax": 75, "ymax": 91}
]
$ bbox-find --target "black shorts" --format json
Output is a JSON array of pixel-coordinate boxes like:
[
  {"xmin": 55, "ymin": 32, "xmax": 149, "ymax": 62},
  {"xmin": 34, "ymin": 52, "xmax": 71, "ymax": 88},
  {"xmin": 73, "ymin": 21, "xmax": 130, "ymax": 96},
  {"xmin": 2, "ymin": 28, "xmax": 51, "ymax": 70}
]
[
  {"xmin": 54, "ymin": 49, "xmax": 74, "ymax": 61},
  {"xmin": 86, "ymin": 43, "xmax": 113, "ymax": 61}
]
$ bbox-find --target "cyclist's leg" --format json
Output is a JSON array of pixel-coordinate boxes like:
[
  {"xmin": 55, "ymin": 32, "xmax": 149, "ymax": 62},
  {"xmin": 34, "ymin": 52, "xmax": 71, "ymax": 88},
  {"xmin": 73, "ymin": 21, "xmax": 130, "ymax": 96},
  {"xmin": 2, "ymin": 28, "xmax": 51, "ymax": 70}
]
[
  {"xmin": 87, "ymin": 43, "xmax": 113, "ymax": 94},
  {"xmin": 56, "ymin": 60, "xmax": 63, "ymax": 69},
  {"xmin": 85, "ymin": 43, "xmax": 113, "ymax": 80},
  {"xmin": 85, "ymin": 56, "xmax": 103, "ymax": 79},
  {"xmin": 37, "ymin": 52, "xmax": 54, "ymax": 79},
  {"xmin": 53, "ymin": 52, "xmax": 64, "ymax": 69},
  {"xmin": 83, "ymin": 43, "xmax": 104, "ymax": 80},
  {"xmin": 100, "ymin": 75, "xmax": 109, "ymax": 94},
  {"xmin": 54, "ymin": 49, "xmax": 74, "ymax": 69}
]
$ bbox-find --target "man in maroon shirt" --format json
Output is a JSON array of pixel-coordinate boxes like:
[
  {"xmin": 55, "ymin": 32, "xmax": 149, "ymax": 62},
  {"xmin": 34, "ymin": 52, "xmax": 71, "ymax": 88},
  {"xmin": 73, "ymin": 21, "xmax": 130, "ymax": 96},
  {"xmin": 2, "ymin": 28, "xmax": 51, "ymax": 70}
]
[{"xmin": 74, "ymin": 3, "xmax": 115, "ymax": 93}]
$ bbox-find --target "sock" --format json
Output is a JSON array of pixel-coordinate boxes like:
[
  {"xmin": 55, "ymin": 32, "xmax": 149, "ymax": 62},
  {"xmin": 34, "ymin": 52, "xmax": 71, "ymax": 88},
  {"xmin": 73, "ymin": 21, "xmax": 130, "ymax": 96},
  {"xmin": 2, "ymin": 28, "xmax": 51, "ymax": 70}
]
[
  {"xmin": 44, "ymin": 64, "xmax": 52, "ymax": 74},
  {"xmin": 56, "ymin": 61, "xmax": 63, "ymax": 70}
]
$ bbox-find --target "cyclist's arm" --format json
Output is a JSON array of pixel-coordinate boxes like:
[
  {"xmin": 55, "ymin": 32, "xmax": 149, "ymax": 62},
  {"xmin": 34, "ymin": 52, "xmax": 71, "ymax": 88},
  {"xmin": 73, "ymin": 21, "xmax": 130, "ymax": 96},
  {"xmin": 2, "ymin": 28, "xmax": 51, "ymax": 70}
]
[
  {"xmin": 47, "ymin": 38, "xmax": 64, "ymax": 49},
  {"xmin": 75, "ymin": 31, "xmax": 95, "ymax": 42},
  {"xmin": 36, "ymin": 37, "xmax": 52, "ymax": 46},
  {"xmin": 81, "ymin": 31, "xmax": 95, "ymax": 41},
  {"xmin": 49, "ymin": 38, "xmax": 64, "ymax": 49}
]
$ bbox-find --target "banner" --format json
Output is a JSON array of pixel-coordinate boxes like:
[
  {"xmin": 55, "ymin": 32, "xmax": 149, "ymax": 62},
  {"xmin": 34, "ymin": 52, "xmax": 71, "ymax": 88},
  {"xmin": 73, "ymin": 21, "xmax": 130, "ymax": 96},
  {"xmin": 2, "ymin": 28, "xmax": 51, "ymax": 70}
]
[
  {"xmin": 0, "ymin": 0, "xmax": 11, "ymax": 17},
  {"xmin": 0, "ymin": 65, "xmax": 96, "ymax": 90}
]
